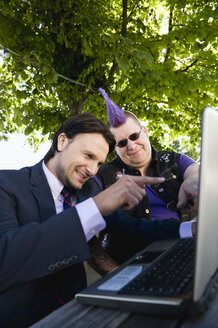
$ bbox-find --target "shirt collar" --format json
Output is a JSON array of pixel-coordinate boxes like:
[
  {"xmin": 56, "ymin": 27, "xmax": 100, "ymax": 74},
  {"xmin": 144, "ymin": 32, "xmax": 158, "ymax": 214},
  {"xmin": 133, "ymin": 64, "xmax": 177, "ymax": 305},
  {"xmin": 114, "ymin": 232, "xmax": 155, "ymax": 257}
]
[{"xmin": 42, "ymin": 161, "xmax": 64, "ymax": 201}]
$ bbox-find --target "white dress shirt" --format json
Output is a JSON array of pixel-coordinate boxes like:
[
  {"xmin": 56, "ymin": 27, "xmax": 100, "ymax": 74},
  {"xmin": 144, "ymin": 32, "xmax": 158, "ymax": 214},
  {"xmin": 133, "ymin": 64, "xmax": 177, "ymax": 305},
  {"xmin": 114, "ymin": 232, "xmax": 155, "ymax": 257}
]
[
  {"xmin": 180, "ymin": 220, "xmax": 194, "ymax": 238},
  {"xmin": 42, "ymin": 161, "xmax": 106, "ymax": 241}
]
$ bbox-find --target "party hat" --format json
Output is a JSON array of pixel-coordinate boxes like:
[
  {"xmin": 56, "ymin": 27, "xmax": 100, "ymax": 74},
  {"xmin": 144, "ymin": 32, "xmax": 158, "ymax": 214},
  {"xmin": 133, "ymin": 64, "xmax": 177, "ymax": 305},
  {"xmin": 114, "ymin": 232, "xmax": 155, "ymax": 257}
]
[{"xmin": 99, "ymin": 88, "xmax": 125, "ymax": 127}]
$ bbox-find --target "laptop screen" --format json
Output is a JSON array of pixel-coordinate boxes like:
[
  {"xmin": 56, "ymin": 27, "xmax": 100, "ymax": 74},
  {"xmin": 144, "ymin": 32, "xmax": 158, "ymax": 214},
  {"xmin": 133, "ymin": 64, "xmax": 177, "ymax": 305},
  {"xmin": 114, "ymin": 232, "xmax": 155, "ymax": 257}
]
[{"xmin": 194, "ymin": 107, "xmax": 218, "ymax": 301}]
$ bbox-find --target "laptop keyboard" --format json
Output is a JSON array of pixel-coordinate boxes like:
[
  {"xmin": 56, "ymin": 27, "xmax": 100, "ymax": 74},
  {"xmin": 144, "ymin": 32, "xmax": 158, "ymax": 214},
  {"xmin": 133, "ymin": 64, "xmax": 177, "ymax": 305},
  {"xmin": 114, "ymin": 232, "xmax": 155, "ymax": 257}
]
[{"xmin": 118, "ymin": 238, "xmax": 195, "ymax": 297}]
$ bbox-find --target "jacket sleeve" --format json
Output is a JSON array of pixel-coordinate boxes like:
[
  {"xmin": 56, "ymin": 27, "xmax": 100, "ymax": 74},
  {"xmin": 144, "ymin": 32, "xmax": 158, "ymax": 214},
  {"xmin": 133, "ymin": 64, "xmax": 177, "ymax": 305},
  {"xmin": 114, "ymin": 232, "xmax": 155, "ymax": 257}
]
[
  {"xmin": 104, "ymin": 209, "xmax": 180, "ymax": 262},
  {"xmin": 0, "ymin": 179, "xmax": 90, "ymax": 294},
  {"xmin": 105, "ymin": 209, "xmax": 180, "ymax": 242}
]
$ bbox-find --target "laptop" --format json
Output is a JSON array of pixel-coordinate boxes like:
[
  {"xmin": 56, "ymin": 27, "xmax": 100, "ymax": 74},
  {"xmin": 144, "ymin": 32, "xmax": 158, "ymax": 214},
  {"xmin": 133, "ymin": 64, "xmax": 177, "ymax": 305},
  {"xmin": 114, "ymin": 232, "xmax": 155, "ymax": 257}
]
[{"xmin": 76, "ymin": 106, "xmax": 218, "ymax": 317}]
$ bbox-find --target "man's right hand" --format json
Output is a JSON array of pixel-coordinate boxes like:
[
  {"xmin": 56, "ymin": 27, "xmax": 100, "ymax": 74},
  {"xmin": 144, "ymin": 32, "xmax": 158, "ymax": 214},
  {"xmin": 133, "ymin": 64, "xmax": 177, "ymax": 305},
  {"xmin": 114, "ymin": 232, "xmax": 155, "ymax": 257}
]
[{"xmin": 93, "ymin": 175, "xmax": 165, "ymax": 216}]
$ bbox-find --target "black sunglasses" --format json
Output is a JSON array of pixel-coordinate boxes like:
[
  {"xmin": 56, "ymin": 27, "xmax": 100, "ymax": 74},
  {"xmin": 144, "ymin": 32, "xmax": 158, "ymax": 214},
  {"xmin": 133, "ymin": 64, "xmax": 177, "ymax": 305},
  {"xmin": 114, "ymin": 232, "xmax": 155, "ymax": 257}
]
[{"xmin": 116, "ymin": 127, "xmax": 142, "ymax": 148}]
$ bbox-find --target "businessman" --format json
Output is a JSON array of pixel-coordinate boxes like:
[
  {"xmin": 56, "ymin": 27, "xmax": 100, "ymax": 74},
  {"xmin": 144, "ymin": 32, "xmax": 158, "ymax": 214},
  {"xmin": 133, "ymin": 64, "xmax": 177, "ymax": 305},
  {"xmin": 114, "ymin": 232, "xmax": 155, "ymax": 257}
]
[{"xmin": 0, "ymin": 112, "xmax": 182, "ymax": 327}]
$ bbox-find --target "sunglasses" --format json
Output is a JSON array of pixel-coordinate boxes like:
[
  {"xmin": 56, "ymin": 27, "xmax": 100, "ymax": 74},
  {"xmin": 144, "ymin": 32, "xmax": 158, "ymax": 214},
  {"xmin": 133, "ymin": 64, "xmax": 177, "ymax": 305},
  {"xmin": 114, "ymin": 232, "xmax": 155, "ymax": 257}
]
[{"xmin": 116, "ymin": 127, "xmax": 142, "ymax": 148}]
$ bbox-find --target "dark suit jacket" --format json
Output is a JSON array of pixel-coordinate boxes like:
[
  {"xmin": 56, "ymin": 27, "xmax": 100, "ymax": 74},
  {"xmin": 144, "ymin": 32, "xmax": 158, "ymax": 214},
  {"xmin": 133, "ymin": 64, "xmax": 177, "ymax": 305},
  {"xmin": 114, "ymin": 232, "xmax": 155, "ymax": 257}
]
[
  {"xmin": 0, "ymin": 161, "xmax": 99, "ymax": 327},
  {"xmin": 0, "ymin": 161, "xmax": 180, "ymax": 327}
]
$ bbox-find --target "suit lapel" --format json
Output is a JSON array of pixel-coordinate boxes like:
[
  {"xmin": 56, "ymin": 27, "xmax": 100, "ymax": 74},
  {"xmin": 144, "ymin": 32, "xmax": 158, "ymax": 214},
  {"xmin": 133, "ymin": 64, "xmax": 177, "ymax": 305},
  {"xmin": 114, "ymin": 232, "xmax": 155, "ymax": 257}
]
[
  {"xmin": 29, "ymin": 163, "xmax": 101, "ymax": 220},
  {"xmin": 76, "ymin": 190, "xmax": 88, "ymax": 203},
  {"xmin": 29, "ymin": 161, "xmax": 56, "ymax": 223},
  {"xmin": 76, "ymin": 178, "xmax": 101, "ymax": 204}
]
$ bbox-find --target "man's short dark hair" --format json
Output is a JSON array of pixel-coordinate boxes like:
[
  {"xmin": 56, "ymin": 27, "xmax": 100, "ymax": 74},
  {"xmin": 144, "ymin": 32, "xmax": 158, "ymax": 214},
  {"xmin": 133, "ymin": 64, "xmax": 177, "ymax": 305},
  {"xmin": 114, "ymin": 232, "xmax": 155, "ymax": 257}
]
[
  {"xmin": 108, "ymin": 110, "xmax": 141, "ymax": 129},
  {"xmin": 44, "ymin": 113, "xmax": 115, "ymax": 163},
  {"xmin": 123, "ymin": 111, "xmax": 141, "ymax": 126}
]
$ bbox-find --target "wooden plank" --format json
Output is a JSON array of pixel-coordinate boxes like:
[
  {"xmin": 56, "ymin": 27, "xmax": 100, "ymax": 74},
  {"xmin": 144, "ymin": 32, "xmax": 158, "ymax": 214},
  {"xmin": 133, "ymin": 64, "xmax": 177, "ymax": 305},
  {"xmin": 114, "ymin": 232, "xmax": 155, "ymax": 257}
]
[
  {"xmin": 30, "ymin": 300, "xmax": 130, "ymax": 328},
  {"xmin": 61, "ymin": 306, "xmax": 130, "ymax": 328},
  {"xmin": 118, "ymin": 313, "xmax": 180, "ymax": 328},
  {"xmin": 30, "ymin": 300, "xmax": 93, "ymax": 328},
  {"xmin": 84, "ymin": 261, "xmax": 101, "ymax": 286}
]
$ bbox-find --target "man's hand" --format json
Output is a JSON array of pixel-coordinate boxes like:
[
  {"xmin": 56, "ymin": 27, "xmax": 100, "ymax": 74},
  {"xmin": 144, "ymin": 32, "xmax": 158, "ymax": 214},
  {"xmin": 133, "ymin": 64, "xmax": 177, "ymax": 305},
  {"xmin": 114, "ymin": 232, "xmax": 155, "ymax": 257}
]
[
  {"xmin": 93, "ymin": 175, "xmax": 165, "ymax": 216},
  {"xmin": 177, "ymin": 164, "xmax": 199, "ymax": 216},
  {"xmin": 192, "ymin": 221, "xmax": 197, "ymax": 236}
]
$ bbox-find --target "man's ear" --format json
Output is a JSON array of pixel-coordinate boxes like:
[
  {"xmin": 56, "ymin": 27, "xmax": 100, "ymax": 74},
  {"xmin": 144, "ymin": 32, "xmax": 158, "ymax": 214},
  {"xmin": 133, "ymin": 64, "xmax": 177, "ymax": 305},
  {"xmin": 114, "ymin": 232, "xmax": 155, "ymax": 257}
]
[
  {"xmin": 57, "ymin": 133, "xmax": 69, "ymax": 151},
  {"xmin": 142, "ymin": 125, "xmax": 148, "ymax": 136}
]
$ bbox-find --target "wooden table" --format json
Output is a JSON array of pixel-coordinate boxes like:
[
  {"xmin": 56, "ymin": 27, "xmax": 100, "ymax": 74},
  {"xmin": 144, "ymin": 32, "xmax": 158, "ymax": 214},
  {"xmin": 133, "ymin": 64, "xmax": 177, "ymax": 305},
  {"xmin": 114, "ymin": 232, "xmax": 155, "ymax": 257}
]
[
  {"xmin": 31, "ymin": 237, "xmax": 218, "ymax": 328},
  {"xmin": 31, "ymin": 253, "xmax": 218, "ymax": 328},
  {"xmin": 31, "ymin": 289, "xmax": 218, "ymax": 328}
]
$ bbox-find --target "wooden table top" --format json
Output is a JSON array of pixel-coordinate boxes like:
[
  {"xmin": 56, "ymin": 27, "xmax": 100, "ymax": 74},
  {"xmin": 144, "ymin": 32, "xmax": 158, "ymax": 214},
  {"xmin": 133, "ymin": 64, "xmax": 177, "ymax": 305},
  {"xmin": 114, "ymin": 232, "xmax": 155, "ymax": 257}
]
[
  {"xmin": 31, "ymin": 237, "xmax": 218, "ymax": 328},
  {"xmin": 31, "ymin": 282, "xmax": 218, "ymax": 328}
]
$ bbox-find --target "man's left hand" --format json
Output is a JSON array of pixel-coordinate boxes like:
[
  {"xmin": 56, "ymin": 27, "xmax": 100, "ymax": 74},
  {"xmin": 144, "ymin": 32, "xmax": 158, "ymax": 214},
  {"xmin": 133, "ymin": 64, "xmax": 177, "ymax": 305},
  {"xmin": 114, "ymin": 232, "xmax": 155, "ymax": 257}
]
[{"xmin": 177, "ymin": 164, "xmax": 199, "ymax": 213}]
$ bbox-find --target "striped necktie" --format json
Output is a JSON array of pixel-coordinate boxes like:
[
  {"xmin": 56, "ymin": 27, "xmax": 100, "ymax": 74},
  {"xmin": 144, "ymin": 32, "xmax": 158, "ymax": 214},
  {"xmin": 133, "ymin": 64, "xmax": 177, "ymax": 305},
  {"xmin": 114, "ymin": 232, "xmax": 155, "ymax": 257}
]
[
  {"xmin": 56, "ymin": 187, "xmax": 73, "ymax": 308},
  {"xmin": 61, "ymin": 187, "xmax": 72, "ymax": 209}
]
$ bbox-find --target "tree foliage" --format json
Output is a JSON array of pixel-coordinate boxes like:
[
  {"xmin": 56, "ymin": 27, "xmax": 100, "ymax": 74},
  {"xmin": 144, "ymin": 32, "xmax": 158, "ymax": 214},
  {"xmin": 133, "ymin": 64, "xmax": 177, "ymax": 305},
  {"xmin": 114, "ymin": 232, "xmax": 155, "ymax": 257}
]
[
  {"xmin": 0, "ymin": 0, "xmax": 217, "ymax": 150},
  {"xmin": 169, "ymin": 138, "xmax": 200, "ymax": 162}
]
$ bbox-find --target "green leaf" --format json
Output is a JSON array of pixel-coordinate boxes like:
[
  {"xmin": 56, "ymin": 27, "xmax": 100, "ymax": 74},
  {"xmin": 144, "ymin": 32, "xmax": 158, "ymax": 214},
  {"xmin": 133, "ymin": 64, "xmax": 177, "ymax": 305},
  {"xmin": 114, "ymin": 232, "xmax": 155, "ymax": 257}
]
[
  {"xmin": 117, "ymin": 58, "xmax": 131, "ymax": 74},
  {"xmin": 135, "ymin": 51, "xmax": 154, "ymax": 66},
  {"xmin": 24, "ymin": 125, "xmax": 34, "ymax": 135},
  {"xmin": 16, "ymin": 90, "xmax": 28, "ymax": 100}
]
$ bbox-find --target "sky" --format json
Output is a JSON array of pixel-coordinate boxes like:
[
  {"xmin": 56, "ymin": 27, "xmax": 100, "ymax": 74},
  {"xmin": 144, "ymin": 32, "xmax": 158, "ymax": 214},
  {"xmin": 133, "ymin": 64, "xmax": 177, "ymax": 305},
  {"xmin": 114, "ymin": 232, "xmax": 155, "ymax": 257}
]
[
  {"xmin": 0, "ymin": 133, "xmax": 51, "ymax": 169},
  {"xmin": 0, "ymin": 53, "xmax": 52, "ymax": 170}
]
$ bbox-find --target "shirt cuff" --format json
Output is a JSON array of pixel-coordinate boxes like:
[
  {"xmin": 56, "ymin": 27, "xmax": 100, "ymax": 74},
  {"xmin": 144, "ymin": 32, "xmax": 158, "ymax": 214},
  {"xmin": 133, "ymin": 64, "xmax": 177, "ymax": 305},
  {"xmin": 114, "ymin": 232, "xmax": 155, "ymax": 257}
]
[
  {"xmin": 179, "ymin": 221, "xmax": 193, "ymax": 238},
  {"xmin": 75, "ymin": 198, "xmax": 106, "ymax": 241}
]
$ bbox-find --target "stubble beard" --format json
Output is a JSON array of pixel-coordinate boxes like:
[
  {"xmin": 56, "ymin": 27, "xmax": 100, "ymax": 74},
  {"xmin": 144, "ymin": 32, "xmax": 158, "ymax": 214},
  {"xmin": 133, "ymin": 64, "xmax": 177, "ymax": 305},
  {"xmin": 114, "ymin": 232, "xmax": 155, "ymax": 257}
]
[{"xmin": 55, "ymin": 162, "xmax": 78, "ymax": 192}]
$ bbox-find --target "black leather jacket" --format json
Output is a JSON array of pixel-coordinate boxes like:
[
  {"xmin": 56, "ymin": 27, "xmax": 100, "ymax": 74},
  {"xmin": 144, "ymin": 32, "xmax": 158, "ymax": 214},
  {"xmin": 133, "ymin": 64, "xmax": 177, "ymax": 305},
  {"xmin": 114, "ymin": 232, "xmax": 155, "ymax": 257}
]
[{"xmin": 96, "ymin": 147, "xmax": 183, "ymax": 220}]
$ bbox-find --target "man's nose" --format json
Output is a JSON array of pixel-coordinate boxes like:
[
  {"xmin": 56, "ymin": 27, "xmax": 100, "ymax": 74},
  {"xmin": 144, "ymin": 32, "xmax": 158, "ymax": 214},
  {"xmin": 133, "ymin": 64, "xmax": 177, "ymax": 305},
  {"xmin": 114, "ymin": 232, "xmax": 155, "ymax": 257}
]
[
  {"xmin": 87, "ymin": 163, "xmax": 98, "ymax": 176},
  {"xmin": 127, "ymin": 139, "xmax": 136, "ymax": 149}
]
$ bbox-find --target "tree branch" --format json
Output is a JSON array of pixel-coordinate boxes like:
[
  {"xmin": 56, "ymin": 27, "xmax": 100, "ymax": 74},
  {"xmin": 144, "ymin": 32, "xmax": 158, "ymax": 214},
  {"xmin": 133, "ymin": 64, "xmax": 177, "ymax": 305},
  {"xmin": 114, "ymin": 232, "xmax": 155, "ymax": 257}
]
[
  {"xmin": 175, "ymin": 59, "xmax": 198, "ymax": 73},
  {"xmin": 107, "ymin": 0, "xmax": 128, "ymax": 87},
  {"xmin": 164, "ymin": 5, "xmax": 174, "ymax": 62},
  {"xmin": 145, "ymin": 98, "xmax": 168, "ymax": 104},
  {"xmin": 107, "ymin": 58, "xmax": 117, "ymax": 87},
  {"xmin": 121, "ymin": 0, "xmax": 128, "ymax": 36},
  {"xmin": 171, "ymin": 24, "xmax": 186, "ymax": 27},
  {"xmin": 128, "ymin": 0, "xmax": 140, "ymax": 21}
]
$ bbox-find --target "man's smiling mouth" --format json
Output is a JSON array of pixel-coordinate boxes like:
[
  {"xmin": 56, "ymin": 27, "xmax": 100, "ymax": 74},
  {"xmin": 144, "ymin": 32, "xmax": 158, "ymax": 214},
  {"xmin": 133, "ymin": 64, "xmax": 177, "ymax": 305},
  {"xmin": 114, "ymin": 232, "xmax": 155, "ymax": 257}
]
[
  {"xmin": 76, "ymin": 170, "xmax": 88, "ymax": 181},
  {"xmin": 128, "ymin": 148, "xmax": 142, "ymax": 156}
]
